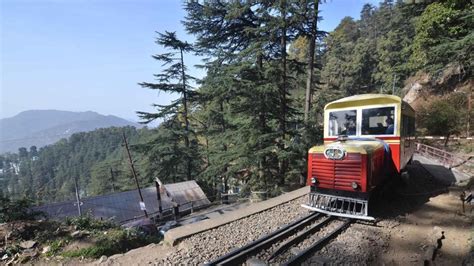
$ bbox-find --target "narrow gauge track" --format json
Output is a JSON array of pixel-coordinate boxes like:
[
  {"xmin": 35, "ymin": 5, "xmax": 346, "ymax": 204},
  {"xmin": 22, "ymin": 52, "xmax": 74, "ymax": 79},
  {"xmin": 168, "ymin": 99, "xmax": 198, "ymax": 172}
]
[{"xmin": 205, "ymin": 212, "xmax": 352, "ymax": 266}]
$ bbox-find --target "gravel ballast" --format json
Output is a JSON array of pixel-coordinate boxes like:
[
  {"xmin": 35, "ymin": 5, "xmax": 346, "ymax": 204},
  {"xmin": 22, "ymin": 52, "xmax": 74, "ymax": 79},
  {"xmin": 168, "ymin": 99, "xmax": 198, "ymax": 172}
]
[
  {"xmin": 140, "ymin": 159, "xmax": 472, "ymax": 265},
  {"xmin": 156, "ymin": 196, "xmax": 309, "ymax": 265}
]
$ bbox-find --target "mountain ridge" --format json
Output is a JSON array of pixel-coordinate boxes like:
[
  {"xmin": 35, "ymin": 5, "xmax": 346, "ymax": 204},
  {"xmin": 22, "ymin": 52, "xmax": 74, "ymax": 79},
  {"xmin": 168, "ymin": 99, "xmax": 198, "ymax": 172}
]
[{"xmin": 0, "ymin": 110, "xmax": 141, "ymax": 153}]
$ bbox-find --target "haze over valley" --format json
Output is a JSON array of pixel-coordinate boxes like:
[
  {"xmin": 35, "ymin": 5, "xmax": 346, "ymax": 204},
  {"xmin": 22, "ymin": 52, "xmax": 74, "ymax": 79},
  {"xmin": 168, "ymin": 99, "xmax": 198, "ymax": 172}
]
[{"xmin": 0, "ymin": 110, "xmax": 140, "ymax": 153}]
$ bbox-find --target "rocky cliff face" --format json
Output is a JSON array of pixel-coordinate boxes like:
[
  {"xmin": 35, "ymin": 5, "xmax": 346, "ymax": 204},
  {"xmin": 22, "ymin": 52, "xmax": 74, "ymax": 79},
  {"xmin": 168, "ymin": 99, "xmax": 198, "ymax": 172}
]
[{"xmin": 402, "ymin": 64, "xmax": 473, "ymax": 110}]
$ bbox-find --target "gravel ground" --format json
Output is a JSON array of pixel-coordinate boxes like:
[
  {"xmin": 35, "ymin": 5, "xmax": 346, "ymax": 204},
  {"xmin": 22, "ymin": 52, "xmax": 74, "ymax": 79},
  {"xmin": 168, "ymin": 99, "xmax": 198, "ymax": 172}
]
[
  {"xmin": 269, "ymin": 218, "xmax": 345, "ymax": 264},
  {"xmin": 250, "ymin": 214, "xmax": 328, "ymax": 262},
  {"xmin": 247, "ymin": 217, "xmax": 395, "ymax": 265},
  {"xmin": 155, "ymin": 160, "xmax": 471, "ymax": 265},
  {"xmin": 155, "ymin": 196, "xmax": 310, "ymax": 265},
  {"xmin": 88, "ymin": 158, "xmax": 471, "ymax": 266},
  {"xmin": 305, "ymin": 221, "xmax": 391, "ymax": 265}
]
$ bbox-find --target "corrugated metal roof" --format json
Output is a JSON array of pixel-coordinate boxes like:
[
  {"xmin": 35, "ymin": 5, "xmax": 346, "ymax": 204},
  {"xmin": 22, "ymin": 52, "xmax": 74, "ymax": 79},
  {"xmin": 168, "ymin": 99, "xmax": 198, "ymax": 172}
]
[
  {"xmin": 33, "ymin": 180, "xmax": 210, "ymax": 223},
  {"xmin": 165, "ymin": 181, "xmax": 210, "ymax": 211}
]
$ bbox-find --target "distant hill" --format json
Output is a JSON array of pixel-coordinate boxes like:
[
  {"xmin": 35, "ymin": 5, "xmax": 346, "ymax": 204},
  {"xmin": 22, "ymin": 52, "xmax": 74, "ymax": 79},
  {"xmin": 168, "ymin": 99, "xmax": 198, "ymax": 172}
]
[{"xmin": 0, "ymin": 110, "xmax": 141, "ymax": 153}]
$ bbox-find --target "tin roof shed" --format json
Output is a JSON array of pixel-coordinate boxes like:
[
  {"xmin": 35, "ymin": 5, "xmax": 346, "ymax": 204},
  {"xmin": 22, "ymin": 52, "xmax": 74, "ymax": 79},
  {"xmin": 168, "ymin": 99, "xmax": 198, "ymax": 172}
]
[{"xmin": 33, "ymin": 180, "xmax": 210, "ymax": 223}]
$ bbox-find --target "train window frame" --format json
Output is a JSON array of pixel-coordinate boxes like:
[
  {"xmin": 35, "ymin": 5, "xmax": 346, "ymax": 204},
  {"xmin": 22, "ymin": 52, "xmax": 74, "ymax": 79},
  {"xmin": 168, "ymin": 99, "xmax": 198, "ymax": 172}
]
[
  {"xmin": 327, "ymin": 109, "xmax": 358, "ymax": 137},
  {"xmin": 360, "ymin": 106, "xmax": 397, "ymax": 137},
  {"xmin": 325, "ymin": 104, "xmax": 398, "ymax": 138}
]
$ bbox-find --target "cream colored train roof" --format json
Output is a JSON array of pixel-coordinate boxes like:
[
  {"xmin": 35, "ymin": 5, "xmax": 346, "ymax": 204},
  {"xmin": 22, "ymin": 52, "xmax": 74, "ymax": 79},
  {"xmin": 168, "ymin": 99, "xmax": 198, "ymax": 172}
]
[{"xmin": 325, "ymin": 94, "xmax": 404, "ymax": 110}]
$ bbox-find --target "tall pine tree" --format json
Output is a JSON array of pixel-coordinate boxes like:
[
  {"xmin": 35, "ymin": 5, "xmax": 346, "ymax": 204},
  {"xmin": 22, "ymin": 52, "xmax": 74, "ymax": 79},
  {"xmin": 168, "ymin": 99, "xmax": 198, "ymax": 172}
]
[{"xmin": 138, "ymin": 31, "xmax": 200, "ymax": 181}]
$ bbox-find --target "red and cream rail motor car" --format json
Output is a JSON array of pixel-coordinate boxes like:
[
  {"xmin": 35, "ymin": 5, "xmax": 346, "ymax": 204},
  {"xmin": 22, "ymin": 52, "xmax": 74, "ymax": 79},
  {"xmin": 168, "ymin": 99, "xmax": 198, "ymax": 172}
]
[{"xmin": 302, "ymin": 94, "xmax": 416, "ymax": 220}]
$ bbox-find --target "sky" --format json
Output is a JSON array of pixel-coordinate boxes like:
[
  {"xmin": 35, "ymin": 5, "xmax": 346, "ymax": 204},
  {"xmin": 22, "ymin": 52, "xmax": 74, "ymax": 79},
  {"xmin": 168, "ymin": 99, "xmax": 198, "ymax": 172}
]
[{"xmin": 1, "ymin": 0, "xmax": 378, "ymax": 123}]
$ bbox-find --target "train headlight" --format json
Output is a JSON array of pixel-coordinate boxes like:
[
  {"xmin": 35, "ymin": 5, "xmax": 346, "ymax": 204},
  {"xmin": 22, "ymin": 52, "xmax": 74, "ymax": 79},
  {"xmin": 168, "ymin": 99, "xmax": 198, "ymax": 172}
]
[
  {"xmin": 324, "ymin": 147, "xmax": 346, "ymax": 160},
  {"xmin": 311, "ymin": 177, "xmax": 317, "ymax": 184},
  {"xmin": 351, "ymin": 182, "xmax": 359, "ymax": 190}
]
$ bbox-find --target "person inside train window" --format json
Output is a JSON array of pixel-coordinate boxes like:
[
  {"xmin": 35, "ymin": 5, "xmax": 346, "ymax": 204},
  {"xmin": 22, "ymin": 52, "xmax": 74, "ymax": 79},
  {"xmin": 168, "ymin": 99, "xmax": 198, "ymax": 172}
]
[
  {"xmin": 362, "ymin": 106, "xmax": 395, "ymax": 135},
  {"xmin": 385, "ymin": 117, "xmax": 394, "ymax": 134},
  {"xmin": 344, "ymin": 119, "xmax": 356, "ymax": 135},
  {"xmin": 328, "ymin": 110, "xmax": 356, "ymax": 136}
]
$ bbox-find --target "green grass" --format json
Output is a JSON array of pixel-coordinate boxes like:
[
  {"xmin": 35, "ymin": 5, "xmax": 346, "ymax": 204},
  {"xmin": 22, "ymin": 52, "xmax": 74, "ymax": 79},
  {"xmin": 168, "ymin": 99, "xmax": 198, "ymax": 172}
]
[
  {"xmin": 65, "ymin": 212, "xmax": 116, "ymax": 232},
  {"xmin": 43, "ymin": 238, "xmax": 70, "ymax": 257},
  {"xmin": 61, "ymin": 228, "xmax": 162, "ymax": 258}
]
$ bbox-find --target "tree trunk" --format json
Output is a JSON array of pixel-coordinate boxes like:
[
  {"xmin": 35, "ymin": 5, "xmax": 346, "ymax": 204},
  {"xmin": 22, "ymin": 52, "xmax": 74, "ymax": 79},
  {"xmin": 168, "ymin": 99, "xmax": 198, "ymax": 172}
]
[
  {"xmin": 279, "ymin": 0, "xmax": 288, "ymax": 186},
  {"xmin": 257, "ymin": 53, "xmax": 267, "ymax": 186},
  {"xmin": 444, "ymin": 134, "xmax": 450, "ymax": 147},
  {"xmin": 180, "ymin": 49, "xmax": 192, "ymax": 180},
  {"xmin": 304, "ymin": 0, "xmax": 319, "ymax": 122},
  {"xmin": 223, "ymin": 176, "xmax": 229, "ymax": 204},
  {"xmin": 220, "ymin": 101, "xmax": 229, "ymax": 196}
]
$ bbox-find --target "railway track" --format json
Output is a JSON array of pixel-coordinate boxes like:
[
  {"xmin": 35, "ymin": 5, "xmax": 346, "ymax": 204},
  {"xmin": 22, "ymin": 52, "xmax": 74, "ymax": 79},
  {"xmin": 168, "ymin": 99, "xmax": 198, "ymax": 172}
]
[{"xmin": 206, "ymin": 212, "xmax": 352, "ymax": 266}]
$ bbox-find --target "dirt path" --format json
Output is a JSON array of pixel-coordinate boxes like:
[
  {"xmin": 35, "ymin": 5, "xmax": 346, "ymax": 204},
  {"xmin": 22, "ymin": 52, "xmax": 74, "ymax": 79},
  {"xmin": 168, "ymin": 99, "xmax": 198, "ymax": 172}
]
[
  {"xmin": 88, "ymin": 243, "xmax": 174, "ymax": 265},
  {"xmin": 381, "ymin": 190, "xmax": 473, "ymax": 265}
]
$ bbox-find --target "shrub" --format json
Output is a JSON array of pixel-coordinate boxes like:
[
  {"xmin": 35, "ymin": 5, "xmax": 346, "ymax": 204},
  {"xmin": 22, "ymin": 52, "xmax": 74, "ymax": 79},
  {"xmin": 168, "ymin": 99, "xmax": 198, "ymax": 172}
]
[
  {"xmin": 417, "ymin": 93, "xmax": 467, "ymax": 146},
  {"xmin": 65, "ymin": 212, "xmax": 116, "ymax": 231},
  {"xmin": 62, "ymin": 228, "xmax": 161, "ymax": 258},
  {"xmin": 0, "ymin": 196, "xmax": 44, "ymax": 223},
  {"xmin": 44, "ymin": 239, "xmax": 69, "ymax": 257}
]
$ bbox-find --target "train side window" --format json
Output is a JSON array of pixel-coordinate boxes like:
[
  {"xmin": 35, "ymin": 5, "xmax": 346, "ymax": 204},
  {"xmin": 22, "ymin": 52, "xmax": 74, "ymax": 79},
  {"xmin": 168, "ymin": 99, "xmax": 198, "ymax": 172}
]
[
  {"xmin": 361, "ymin": 107, "xmax": 395, "ymax": 135},
  {"xmin": 328, "ymin": 110, "xmax": 357, "ymax": 136}
]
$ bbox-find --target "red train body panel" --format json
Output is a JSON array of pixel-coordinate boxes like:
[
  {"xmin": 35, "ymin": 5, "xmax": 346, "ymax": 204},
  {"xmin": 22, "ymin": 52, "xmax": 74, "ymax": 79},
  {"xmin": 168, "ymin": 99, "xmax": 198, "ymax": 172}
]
[{"xmin": 303, "ymin": 94, "xmax": 416, "ymax": 220}]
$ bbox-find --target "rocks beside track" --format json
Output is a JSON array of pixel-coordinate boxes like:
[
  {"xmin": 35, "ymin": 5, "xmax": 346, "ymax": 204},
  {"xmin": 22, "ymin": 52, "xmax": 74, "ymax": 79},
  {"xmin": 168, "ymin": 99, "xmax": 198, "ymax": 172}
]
[
  {"xmin": 308, "ymin": 222, "xmax": 390, "ymax": 265},
  {"xmin": 94, "ymin": 160, "xmax": 472, "ymax": 265},
  {"xmin": 156, "ymin": 196, "xmax": 309, "ymax": 265}
]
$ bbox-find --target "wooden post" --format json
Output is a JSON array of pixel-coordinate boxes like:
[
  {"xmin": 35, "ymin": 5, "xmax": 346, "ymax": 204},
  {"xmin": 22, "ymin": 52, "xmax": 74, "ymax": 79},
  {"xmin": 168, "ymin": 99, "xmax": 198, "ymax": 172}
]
[
  {"xmin": 110, "ymin": 168, "xmax": 116, "ymax": 192},
  {"xmin": 74, "ymin": 177, "xmax": 82, "ymax": 216},
  {"xmin": 467, "ymin": 87, "xmax": 471, "ymax": 137},
  {"xmin": 155, "ymin": 179, "xmax": 163, "ymax": 216},
  {"xmin": 460, "ymin": 191, "xmax": 466, "ymax": 213},
  {"xmin": 173, "ymin": 201, "xmax": 179, "ymax": 221},
  {"xmin": 123, "ymin": 132, "xmax": 148, "ymax": 218},
  {"xmin": 392, "ymin": 73, "xmax": 397, "ymax": 95}
]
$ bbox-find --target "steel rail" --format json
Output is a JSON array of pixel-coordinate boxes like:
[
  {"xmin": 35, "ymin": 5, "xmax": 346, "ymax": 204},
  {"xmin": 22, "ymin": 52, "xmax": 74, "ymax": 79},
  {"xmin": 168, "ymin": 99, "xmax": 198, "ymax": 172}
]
[
  {"xmin": 267, "ymin": 215, "xmax": 334, "ymax": 262},
  {"xmin": 205, "ymin": 212, "xmax": 322, "ymax": 266},
  {"xmin": 284, "ymin": 219, "xmax": 353, "ymax": 266}
]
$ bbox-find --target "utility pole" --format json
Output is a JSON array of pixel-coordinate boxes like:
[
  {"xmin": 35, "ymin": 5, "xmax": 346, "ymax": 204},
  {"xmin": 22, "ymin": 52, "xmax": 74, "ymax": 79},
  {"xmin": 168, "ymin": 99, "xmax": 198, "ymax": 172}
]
[
  {"xmin": 109, "ymin": 168, "xmax": 116, "ymax": 193},
  {"xmin": 155, "ymin": 178, "xmax": 163, "ymax": 216},
  {"xmin": 392, "ymin": 73, "xmax": 397, "ymax": 95},
  {"xmin": 467, "ymin": 87, "xmax": 471, "ymax": 137},
  {"xmin": 74, "ymin": 177, "xmax": 82, "ymax": 216},
  {"xmin": 122, "ymin": 132, "xmax": 148, "ymax": 218}
]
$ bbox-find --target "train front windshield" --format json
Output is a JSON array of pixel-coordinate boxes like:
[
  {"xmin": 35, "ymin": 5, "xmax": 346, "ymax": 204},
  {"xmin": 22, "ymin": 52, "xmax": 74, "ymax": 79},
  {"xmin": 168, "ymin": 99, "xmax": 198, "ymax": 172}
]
[
  {"xmin": 328, "ymin": 110, "xmax": 357, "ymax": 136},
  {"xmin": 361, "ymin": 107, "xmax": 395, "ymax": 135},
  {"xmin": 328, "ymin": 106, "xmax": 396, "ymax": 137}
]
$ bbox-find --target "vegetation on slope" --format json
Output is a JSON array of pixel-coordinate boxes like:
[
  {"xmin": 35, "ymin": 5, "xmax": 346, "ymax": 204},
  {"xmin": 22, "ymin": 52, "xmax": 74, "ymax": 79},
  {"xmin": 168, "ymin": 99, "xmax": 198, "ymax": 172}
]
[{"xmin": 1, "ymin": 0, "xmax": 472, "ymax": 205}]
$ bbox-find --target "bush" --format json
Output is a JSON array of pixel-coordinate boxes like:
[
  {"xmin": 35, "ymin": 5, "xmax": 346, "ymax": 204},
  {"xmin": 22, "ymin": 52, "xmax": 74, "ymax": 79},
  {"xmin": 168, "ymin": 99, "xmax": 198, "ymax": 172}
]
[
  {"xmin": 65, "ymin": 212, "xmax": 116, "ymax": 231},
  {"xmin": 44, "ymin": 239, "xmax": 69, "ymax": 257},
  {"xmin": 62, "ymin": 228, "xmax": 161, "ymax": 258},
  {"xmin": 0, "ymin": 196, "xmax": 44, "ymax": 223},
  {"xmin": 417, "ymin": 93, "xmax": 467, "ymax": 146},
  {"xmin": 4, "ymin": 245, "xmax": 21, "ymax": 257}
]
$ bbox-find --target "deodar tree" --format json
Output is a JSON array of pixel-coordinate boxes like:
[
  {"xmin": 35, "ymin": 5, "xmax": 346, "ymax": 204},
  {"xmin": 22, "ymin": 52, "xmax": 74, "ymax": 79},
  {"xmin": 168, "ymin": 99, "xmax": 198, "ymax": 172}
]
[
  {"xmin": 138, "ymin": 31, "xmax": 200, "ymax": 182},
  {"xmin": 183, "ymin": 0, "xmax": 321, "ymax": 194}
]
